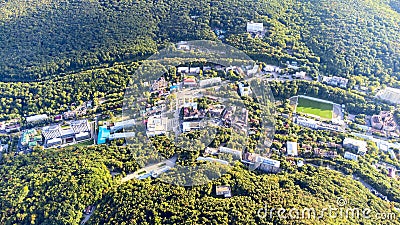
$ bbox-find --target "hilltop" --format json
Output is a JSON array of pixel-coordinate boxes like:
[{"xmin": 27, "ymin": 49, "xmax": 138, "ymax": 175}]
[{"xmin": 0, "ymin": 0, "xmax": 399, "ymax": 86}]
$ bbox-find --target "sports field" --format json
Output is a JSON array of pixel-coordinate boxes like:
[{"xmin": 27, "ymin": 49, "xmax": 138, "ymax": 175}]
[{"xmin": 296, "ymin": 96, "xmax": 333, "ymax": 120}]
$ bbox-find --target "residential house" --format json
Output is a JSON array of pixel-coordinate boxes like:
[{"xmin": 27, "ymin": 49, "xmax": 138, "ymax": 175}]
[
  {"xmin": 5, "ymin": 124, "xmax": 20, "ymax": 133},
  {"xmin": 182, "ymin": 121, "xmax": 202, "ymax": 132},
  {"xmin": 216, "ymin": 185, "xmax": 232, "ymax": 198},
  {"xmin": 321, "ymin": 76, "xmax": 349, "ymax": 88},
  {"xmin": 388, "ymin": 167, "xmax": 397, "ymax": 178},
  {"xmin": 189, "ymin": 67, "xmax": 201, "ymax": 74},
  {"xmin": 177, "ymin": 41, "xmax": 190, "ymax": 51},
  {"xmin": 177, "ymin": 67, "xmax": 190, "ymax": 74},
  {"xmin": 183, "ymin": 76, "xmax": 197, "ymax": 86},
  {"xmin": 256, "ymin": 156, "xmax": 281, "ymax": 173},
  {"xmin": 371, "ymin": 111, "xmax": 397, "ymax": 132}
]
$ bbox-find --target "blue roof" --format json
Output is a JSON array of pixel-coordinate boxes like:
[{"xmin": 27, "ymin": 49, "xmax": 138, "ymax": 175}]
[
  {"xmin": 97, "ymin": 126, "xmax": 110, "ymax": 144},
  {"xmin": 170, "ymin": 85, "xmax": 179, "ymax": 90}
]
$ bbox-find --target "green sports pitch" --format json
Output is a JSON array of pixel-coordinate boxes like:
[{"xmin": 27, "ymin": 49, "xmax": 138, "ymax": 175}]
[{"xmin": 296, "ymin": 96, "xmax": 333, "ymax": 120}]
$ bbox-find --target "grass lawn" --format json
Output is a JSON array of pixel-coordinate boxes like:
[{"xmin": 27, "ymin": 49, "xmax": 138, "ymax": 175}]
[
  {"xmin": 75, "ymin": 139, "xmax": 94, "ymax": 147},
  {"xmin": 296, "ymin": 97, "xmax": 333, "ymax": 119}
]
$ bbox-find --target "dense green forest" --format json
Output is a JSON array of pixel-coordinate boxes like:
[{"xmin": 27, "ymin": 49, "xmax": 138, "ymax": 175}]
[
  {"xmin": 0, "ymin": 143, "xmax": 148, "ymax": 224},
  {"xmin": 0, "ymin": 146, "xmax": 114, "ymax": 224},
  {"xmin": 1, "ymin": 0, "xmax": 400, "ymax": 85},
  {"xmin": 0, "ymin": 62, "xmax": 134, "ymax": 120},
  {"xmin": 1, "ymin": 143, "xmax": 399, "ymax": 224},
  {"xmin": 88, "ymin": 165, "xmax": 398, "ymax": 224}
]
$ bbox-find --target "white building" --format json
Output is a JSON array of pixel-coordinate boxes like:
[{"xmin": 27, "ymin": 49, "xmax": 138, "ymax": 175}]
[
  {"xmin": 199, "ymin": 77, "xmax": 222, "ymax": 87},
  {"xmin": 297, "ymin": 160, "xmax": 304, "ymax": 167},
  {"xmin": 26, "ymin": 114, "xmax": 48, "ymax": 123},
  {"xmin": 287, "ymin": 141, "xmax": 298, "ymax": 156},
  {"xmin": 247, "ymin": 22, "xmax": 264, "ymax": 33},
  {"xmin": 218, "ymin": 146, "xmax": 242, "ymax": 159},
  {"xmin": 42, "ymin": 120, "xmax": 92, "ymax": 147},
  {"xmin": 263, "ymin": 65, "xmax": 275, "ymax": 72},
  {"xmin": 146, "ymin": 115, "xmax": 168, "ymax": 136},
  {"xmin": 111, "ymin": 119, "xmax": 136, "ymax": 133},
  {"xmin": 177, "ymin": 67, "xmax": 190, "ymax": 74},
  {"xmin": 197, "ymin": 157, "xmax": 229, "ymax": 165},
  {"xmin": 246, "ymin": 65, "xmax": 259, "ymax": 76},
  {"xmin": 378, "ymin": 142, "xmax": 389, "ymax": 152},
  {"xmin": 343, "ymin": 138, "xmax": 367, "ymax": 156},
  {"xmin": 46, "ymin": 138, "xmax": 62, "ymax": 147},
  {"xmin": 0, "ymin": 144, "xmax": 8, "ymax": 152},
  {"xmin": 322, "ymin": 76, "xmax": 349, "ymax": 88},
  {"xmin": 388, "ymin": 149, "xmax": 396, "ymax": 160},
  {"xmin": 203, "ymin": 66, "xmax": 212, "ymax": 71},
  {"xmin": 296, "ymin": 116, "xmax": 319, "ymax": 129},
  {"xmin": 5, "ymin": 124, "xmax": 20, "ymax": 133},
  {"xmin": 344, "ymin": 151, "xmax": 358, "ymax": 161},
  {"xmin": 295, "ymin": 71, "xmax": 306, "ymax": 79},
  {"xmin": 109, "ymin": 132, "xmax": 136, "ymax": 140},
  {"xmin": 42, "ymin": 125, "xmax": 62, "ymax": 140},
  {"xmin": 205, "ymin": 147, "xmax": 219, "ymax": 155},
  {"xmin": 70, "ymin": 120, "xmax": 91, "ymax": 134},
  {"xmin": 189, "ymin": 67, "xmax": 201, "ymax": 74},
  {"xmin": 238, "ymin": 83, "xmax": 251, "ymax": 97},
  {"xmin": 256, "ymin": 156, "xmax": 280, "ymax": 172},
  {"xmin": 182, "ymin": 121, "xmax": 202, "ymax": 132}
]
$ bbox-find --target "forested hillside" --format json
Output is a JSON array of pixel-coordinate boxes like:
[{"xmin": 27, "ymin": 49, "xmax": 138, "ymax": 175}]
[
  {"xmin": 0, "ymin": 0, "xmax": 400, "ymax": 85},
  {"xmin": 1, "ymin": 144, "xmax": 398, "ymax": 224},
  {"xmin": 88, "ymin": 166, "xmax": 398, "ymax": 224},
  {"xmin": 0, "ymin": 146, "xmax": 114, "ymax": 224},
  {"xmin": 0, "ymin": 143, "xmax": 145, "ymax": 224},
  {"xmin": 0, "ymin": 0, "xmax": 213, "ymax": 81}
]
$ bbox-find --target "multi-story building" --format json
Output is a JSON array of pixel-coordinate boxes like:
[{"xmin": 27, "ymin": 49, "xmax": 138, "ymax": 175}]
[
  {"xmin": 287, "ymin": 141, "xmax": 298, "ymax": 156},
  {"xmin": 146, "ymin": 115, "xmax": 168, "ymax": 137},
  {"xmin": 343, "ymin": 137, "xmax": 367, "ymax": 156},
  {"xmin": 256, "ymin": 156, "xmax": 281, "ymax": 173},
  {"xmin": 218, "ymin": 146, "xmax": 242, "ymax": 159},
  {"xmin": 42, "ymin": 120, "xmax": 93, "ymax": 148},
  {"xmin": 371, "ymin": 111, "xmax": 397, "ymax": 131}
]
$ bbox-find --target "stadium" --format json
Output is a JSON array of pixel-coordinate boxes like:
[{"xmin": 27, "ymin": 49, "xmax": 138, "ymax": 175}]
[{"xmin": 291, "ymin": 95, "xmax": 343, "ymax": 123}]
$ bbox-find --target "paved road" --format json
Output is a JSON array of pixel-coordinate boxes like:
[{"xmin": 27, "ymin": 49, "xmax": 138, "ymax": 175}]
[
  {"xmin": 121, "ymin": 156, "xmax": 177, "ymax": 183},
  {"xmin": 80, "ymin": 206, "xmax": 96, "ymax": 225}
]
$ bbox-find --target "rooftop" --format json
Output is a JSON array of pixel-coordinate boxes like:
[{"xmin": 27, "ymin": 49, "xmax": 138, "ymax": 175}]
[
  {"xmin": 147, "ymin": 116, "xmax": 168, "ymax": 136},
  {"xmin": 287, "ymin": 141, "xmax": 298, "ymax": 156},
  {"xmin": 216, "ymin": 185, "xmax": 232, "ymax": 197},
  {"xmin": 26, "ymin": 114, "xmax": 48, "ymax": 123}
]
